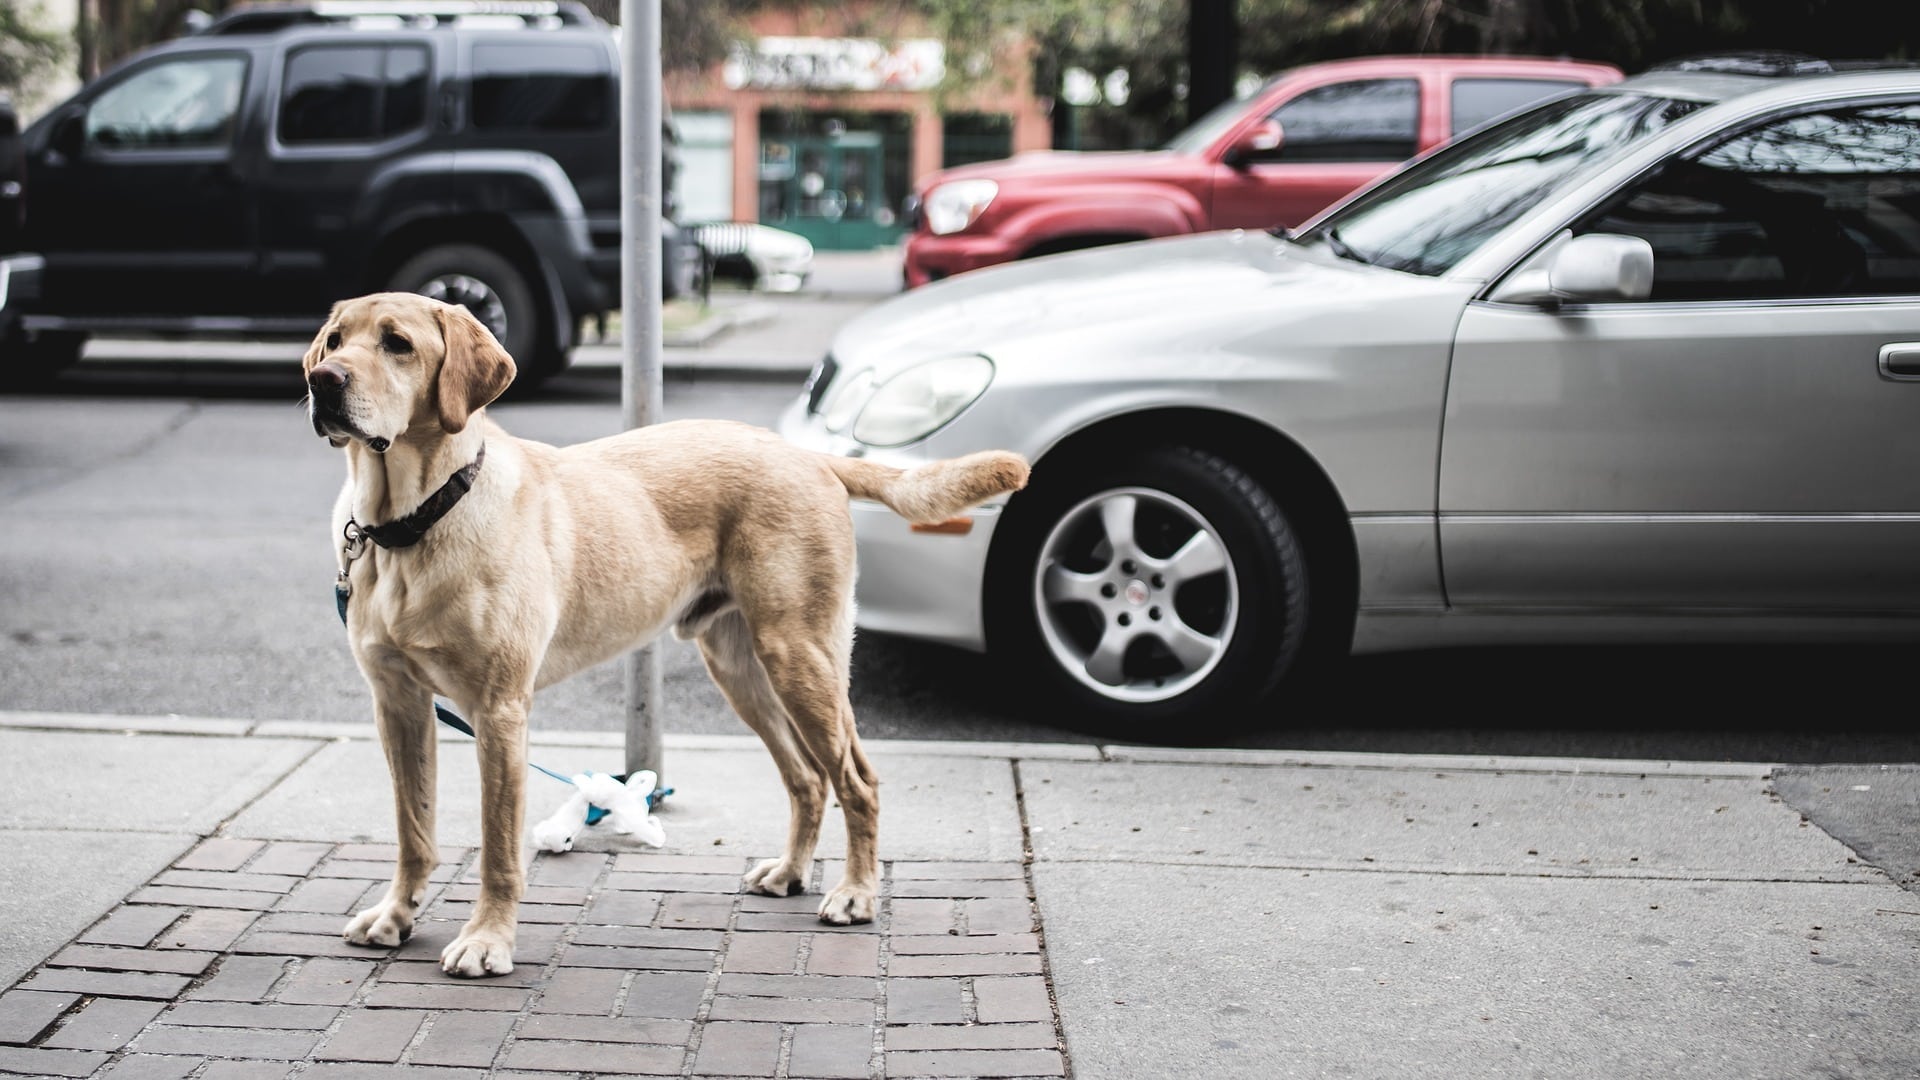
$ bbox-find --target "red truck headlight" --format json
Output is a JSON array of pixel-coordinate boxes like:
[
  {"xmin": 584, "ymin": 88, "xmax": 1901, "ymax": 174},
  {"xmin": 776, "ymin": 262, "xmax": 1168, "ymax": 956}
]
[{"xmin": 923, "ymin": 179, "xmax": 999, "ymax": 236}]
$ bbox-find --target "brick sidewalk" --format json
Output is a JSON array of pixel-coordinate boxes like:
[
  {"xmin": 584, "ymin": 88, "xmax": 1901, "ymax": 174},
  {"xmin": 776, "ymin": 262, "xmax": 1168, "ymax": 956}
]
[{"xmin": 0, "ymin": 840, "xmax": 1068, "ymax": 1078}]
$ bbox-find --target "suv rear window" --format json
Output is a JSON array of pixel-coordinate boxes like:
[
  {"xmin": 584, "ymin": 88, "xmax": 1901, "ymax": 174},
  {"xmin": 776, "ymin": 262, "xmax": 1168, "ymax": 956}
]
[
  {"xmin": 471, "ymin": 43, "xmax": 610, "ymax": 132},
  {"xmin": 279, "ymin": 44, "xmax": 429, "ymax": 145}
]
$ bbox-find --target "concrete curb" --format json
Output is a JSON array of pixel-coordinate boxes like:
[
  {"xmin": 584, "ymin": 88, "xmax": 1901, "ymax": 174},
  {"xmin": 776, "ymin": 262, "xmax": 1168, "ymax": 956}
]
[
  {"xmin": 0, "ymin": 708, "xmax": 1775, "ymax": 778},
  {"xmin": 659, "ymin": 299, "xmax": 779, "ymax": 348}
]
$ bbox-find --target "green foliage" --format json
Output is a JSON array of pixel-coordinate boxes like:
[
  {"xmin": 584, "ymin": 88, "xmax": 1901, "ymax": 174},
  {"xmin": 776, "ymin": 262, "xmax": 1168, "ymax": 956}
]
[
  {"xmin": 80, "ymin": 0, "xmax": 236, "ymax": 82},
  {"xmin": 0, "ymin": 0, "xmax": 66, "ymax": 100},
  {"xmin": 582, "ymin": 0, "xmax": 763, "ymax": 73},
  {"xmin": 17, "ymin": 0, "xmax": 1919, "ymax": 148},
  {"xmin": 908, "ymin": 0, "xmax": 1919, "ymax": 147}
]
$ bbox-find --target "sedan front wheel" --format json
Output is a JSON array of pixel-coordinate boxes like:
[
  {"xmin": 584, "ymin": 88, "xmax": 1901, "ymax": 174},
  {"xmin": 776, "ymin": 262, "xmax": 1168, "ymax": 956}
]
[{"xmin": 989, "ymin": 446, "xmax": 1310, "ymax": 731}]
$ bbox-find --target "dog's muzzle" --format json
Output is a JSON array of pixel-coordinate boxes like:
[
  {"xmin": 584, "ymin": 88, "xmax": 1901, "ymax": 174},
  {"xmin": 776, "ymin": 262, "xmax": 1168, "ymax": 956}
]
[
  {"xmin": 307, "ymin": 362, "xmax": 388, "ymax": 452},
  {"xmin": 308, "ymin": 361, "xmax": 349, "ymax": 414}
]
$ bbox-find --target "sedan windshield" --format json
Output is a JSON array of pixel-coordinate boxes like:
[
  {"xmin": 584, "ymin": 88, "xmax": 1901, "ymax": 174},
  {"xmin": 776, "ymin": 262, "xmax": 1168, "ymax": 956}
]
[{"xmin": 1303, "ymin": 92, "xmax": 1703, "ymax": 275}]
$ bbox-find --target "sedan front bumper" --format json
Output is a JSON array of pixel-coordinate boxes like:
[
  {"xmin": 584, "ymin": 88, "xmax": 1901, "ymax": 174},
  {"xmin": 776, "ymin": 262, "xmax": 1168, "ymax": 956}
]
[
  {"xmin": 778, "ymin": 395, "xmax": 1002, "ymax": 652},
  {"xmin": 845, "ymin": 498, "xmax": 1002, "ymax": 651}
]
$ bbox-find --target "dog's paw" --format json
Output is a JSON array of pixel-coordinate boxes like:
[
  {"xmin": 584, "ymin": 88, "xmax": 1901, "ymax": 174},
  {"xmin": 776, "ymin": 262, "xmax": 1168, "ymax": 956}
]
[
  {"xmin": 817, "ymin": 883, "xmax": 876, "ymax": 925},
  {"xmin": 441, "ymin": 922, "xmax": 516, "ymax": 978},
  {"xmin": 342, "ymin": 899, "xmax": 415, "ymax": 948},
  {"xmin": 743, "ymin": 858, "xmax": 809, "ymax": 897}
]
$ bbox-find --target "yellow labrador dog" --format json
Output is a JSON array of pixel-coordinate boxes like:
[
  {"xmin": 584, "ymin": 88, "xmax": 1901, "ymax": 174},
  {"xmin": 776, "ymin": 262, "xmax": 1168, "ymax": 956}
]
[{"xmin": 304, "ymin": 293, "xmax": 1028, "ymax": 977}]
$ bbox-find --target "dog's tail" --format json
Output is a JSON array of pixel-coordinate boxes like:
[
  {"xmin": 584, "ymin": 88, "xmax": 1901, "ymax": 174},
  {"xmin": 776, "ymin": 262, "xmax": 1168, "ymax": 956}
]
[{"xmin": 825, "ymin": 451, "xmax": 1030, "ymax": 525}]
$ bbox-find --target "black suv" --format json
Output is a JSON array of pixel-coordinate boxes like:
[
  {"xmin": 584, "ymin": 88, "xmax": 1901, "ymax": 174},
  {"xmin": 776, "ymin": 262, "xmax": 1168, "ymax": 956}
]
[
  {"xmin": 0, "ymin": 94, "xmax": 43, "ymax": 346},
  {"xmin": 7, "ymin": 0, "xmax": 692, "ymax": 384}
]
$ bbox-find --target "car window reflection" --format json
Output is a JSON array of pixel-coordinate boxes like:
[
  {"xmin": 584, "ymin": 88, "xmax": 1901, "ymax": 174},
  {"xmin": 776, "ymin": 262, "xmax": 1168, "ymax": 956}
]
[
  {"xmin": 1578, "ymin": 102, "xmax": 1920, "ymax": 300},
  {"xmin": 1312, "ymin": 93, "xmax": 1701, "ymax": 276}
]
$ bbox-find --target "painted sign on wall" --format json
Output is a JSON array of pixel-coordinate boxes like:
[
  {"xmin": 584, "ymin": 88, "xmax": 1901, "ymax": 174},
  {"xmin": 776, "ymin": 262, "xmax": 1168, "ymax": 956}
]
[{"xmin": 723, "ymin": 37, "xmax": 945, "ymax": 92}]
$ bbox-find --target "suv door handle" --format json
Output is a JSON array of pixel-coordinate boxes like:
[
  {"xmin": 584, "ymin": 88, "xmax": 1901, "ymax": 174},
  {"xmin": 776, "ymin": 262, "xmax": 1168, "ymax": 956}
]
[{"xmin": 1879, "ymin": 343, "xmax": 1920, "ymax": 381}]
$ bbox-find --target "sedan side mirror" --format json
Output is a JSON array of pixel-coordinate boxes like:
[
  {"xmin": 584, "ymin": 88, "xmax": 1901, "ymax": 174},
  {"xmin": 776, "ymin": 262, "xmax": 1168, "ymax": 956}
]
[
  {"xmin": 1490, "ymin": 232, "xmax": 1654, "ymax": 306},
  {"xmin": 1225, "ymin": 120, "xmax": 1283, "ymax": 168}
]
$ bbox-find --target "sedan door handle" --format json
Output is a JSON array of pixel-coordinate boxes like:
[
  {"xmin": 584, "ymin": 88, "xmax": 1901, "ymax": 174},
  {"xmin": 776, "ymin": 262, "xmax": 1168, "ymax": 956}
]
[{"xmin": 1879, "ymin": 343, "xmax": 1920, "ymax": 381}]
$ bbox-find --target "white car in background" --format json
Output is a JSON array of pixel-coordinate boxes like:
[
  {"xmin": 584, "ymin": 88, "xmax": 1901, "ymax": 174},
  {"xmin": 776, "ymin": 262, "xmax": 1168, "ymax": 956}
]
[
  {"xmin": 689, "ymin": 221, "xmax": 813, "ymax": 292},
  {"xmin": 779, "ymin": 55, "xmax": 1920, "ymax": 729}
]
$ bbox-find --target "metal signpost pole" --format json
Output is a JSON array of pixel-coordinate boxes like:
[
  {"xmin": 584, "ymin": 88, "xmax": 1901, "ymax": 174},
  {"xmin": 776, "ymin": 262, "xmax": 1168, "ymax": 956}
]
[{"xmin": 619, "ymin": 0, "xmax": 665, "ymax": 782}]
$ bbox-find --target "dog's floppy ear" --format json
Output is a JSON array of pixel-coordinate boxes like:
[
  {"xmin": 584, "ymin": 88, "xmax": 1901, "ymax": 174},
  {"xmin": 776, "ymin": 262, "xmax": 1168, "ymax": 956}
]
[
  {"xmin": 302, "ymin": 301, "xmax": 344, "ymax": 376},
  {"xmin": 434, "ymin": 301, "xmax": 517, "ymax": 434}
]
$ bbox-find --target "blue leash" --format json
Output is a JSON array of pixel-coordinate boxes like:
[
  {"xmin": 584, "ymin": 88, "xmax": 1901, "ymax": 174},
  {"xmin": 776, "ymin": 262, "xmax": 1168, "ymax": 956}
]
[{"xmin": 336, "ymin": 584, "xmax": 670, "ymax": 824}]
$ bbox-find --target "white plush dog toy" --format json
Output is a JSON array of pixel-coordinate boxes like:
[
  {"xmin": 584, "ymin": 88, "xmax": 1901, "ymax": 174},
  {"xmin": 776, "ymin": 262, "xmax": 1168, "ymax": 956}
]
[{"xmin": 531, "ymin": 770, "xmax": 667, "ymax": 853}]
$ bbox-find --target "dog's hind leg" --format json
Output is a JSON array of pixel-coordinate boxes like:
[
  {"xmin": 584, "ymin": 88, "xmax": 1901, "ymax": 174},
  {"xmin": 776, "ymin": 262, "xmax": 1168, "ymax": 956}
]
[
  {"xmin": 699, "ymin": 612, "xmax": 830, "ymax": 900},
  {"xmin": 811, "ymin": 720, "xmax": 880, "ymax": 925},
  {"xmin": 344, "ymin": 661, "xmax": 437, "ymax": 949},
  {"xmin": 748, "ymin": 628, "xmax": 878, "ymax": 926}
]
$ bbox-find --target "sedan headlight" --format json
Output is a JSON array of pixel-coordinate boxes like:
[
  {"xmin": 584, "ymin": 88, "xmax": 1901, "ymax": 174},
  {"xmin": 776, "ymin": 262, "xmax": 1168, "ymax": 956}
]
[
  {"xmin": 821, "ymin": 368, "xmax": 877, "ymax": 432},
  {"xmin": 923, "ymin": 179, "xmax": 998, "ymax": 236},
  {"xmin": 822, "ymin": 355, "xmax": 995, "ymax": 447}
]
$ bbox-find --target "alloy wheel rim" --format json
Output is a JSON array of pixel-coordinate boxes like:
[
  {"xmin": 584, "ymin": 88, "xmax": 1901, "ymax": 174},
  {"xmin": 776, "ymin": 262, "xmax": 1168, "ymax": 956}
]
[
  {"xmin": 1032, "ymin": 486, "xmax": 1238, "ymax": 703},
  {"xmin": 417, "ymin": 274, "xmax": 509, "ymax": 343}
]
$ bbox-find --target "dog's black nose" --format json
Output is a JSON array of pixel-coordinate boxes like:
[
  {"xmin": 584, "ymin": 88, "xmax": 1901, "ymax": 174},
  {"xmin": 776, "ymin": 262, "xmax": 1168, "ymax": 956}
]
[{"xmin": 309, "ymin": 362, "xmax": 349, "ymax": 405}]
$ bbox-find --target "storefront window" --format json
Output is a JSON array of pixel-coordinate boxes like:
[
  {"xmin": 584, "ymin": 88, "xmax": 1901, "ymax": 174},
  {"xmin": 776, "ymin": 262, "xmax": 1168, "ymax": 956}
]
[
  {"xmin": 757, "ymin": 109, "xmax": 910, "ymax": 249},
  {"xmin": 943, "ymin": 113, "xmax": 1014, "ymax": 168}
]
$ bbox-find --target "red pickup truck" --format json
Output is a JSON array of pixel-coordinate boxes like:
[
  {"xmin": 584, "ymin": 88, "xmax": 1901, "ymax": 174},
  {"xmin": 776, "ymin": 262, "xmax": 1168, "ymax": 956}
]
[{"xmin": 903, "ymin": 54, "xmax": 1623, "ymax": 287}]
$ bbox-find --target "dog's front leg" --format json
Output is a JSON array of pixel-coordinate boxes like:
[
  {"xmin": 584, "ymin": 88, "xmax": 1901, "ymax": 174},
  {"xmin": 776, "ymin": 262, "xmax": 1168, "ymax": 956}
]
[
  {"xmin": 441, "ymin": 693, "xmax": 529, "ymax": 977},
  {"xmin": 344, "ymin": 667, "xmax": 437, "ymax": 949}
]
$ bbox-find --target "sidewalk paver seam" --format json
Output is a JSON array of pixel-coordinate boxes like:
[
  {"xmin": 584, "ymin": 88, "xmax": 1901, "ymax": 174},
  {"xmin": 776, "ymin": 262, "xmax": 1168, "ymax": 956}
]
[
  {"xmin": 1010, "ymin": 760, "xmax": 1074, "ymax": 1080},
  {"xmin": 865, "ymin": 861, "xmax": 894, "ymax": 1080},
  {"xmin": 677, "ymin": 858, "xmax": 748, "ymax": 1078}
]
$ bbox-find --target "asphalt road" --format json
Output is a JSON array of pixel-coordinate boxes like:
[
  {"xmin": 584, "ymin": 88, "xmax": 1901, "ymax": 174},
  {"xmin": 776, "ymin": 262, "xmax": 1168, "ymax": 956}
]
[{"xmin": 3, "ymin": 352, "xmax": 1918, "ymax": 770}]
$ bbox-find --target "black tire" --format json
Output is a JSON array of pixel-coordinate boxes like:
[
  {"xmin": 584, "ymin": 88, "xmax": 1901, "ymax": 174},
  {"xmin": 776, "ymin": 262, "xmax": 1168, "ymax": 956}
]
[
  {"xmin": 986, "ymin": 445, "xmax": 1311, "ymax": 734},
  {"xmin": 387, "ymin": 244, "xmax": 563, "ymax": 387},
  {"xmin": 0, "ymin": 328, "xmax": 86, "ymax": 387}
]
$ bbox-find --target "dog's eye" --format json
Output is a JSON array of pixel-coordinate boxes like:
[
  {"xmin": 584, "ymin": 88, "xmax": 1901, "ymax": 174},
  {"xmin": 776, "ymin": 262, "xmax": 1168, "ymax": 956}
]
[
  {"xmin": 326, "ymin": 331, "xmax": 341, "ymax": 351},
  {"xmin": 383, "ymin": 331, "xmax": 412, "ymax": 354}
]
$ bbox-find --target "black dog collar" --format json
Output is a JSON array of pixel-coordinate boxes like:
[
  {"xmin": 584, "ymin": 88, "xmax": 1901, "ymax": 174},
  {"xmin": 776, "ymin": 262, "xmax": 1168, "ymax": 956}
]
[{"xmin": 355, "ymin": 443, "xmax": 486, "ymax": 549}]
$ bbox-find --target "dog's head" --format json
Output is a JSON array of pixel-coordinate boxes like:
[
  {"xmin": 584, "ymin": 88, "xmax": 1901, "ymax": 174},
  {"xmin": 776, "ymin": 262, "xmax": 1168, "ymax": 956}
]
[{"xmin": 302, "ymin": 293, "xmax": 517, "ymax": 452}]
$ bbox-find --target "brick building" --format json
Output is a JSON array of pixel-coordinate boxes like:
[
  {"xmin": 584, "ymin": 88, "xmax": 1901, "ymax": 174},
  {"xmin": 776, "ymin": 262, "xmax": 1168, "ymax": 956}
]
[{"xmin": 666, "ymin": 8, "xmax": 1051, "ymax": 250}]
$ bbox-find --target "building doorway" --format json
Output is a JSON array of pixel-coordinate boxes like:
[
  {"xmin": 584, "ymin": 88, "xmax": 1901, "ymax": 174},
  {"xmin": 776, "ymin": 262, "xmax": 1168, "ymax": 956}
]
[{"xmin": 759, "ymin": 111, "xmax": 906, "ymax": 250}]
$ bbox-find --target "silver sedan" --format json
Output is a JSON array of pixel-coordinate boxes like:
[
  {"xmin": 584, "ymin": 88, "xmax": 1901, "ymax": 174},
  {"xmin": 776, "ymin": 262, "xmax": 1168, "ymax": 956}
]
[{"xmin": 778, "ymin": 57, "xmax": 1920, "ymax": 726}]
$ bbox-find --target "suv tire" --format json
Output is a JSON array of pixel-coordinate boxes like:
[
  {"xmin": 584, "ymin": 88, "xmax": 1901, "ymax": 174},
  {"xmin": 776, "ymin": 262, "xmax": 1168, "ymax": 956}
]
[{"xmin": 389, "ymin": 244, "xmax": 562, "ymax": 386}]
